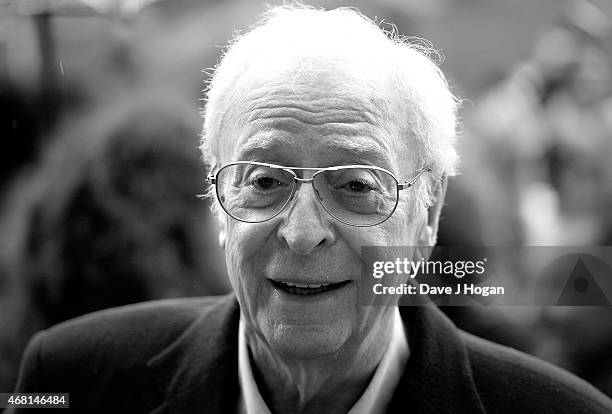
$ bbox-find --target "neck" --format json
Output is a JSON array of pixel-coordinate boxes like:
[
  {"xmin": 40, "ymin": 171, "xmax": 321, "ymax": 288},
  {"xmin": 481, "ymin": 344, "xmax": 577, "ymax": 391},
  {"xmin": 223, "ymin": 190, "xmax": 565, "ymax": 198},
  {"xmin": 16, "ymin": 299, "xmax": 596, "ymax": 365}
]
[{"xmin": 244, "ymin": 316, "xmax": 395, "ymax": 414}]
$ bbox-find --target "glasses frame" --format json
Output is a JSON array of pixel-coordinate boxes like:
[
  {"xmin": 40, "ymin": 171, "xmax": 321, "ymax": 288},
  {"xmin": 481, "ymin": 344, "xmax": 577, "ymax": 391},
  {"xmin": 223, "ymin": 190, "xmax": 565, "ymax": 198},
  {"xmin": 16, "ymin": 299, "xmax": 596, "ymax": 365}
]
[{"xmin": 206, "ymin": 161, "xmax": 431, "ymax": 227}]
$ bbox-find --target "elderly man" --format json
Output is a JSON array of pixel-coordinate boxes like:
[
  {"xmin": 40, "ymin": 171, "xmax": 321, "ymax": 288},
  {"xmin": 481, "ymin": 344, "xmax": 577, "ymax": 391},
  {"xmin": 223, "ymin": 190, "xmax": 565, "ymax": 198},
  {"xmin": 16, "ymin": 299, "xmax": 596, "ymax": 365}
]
[{"xmin": 10, "ymin": 5, "xmax": 612, "ymax": 414}]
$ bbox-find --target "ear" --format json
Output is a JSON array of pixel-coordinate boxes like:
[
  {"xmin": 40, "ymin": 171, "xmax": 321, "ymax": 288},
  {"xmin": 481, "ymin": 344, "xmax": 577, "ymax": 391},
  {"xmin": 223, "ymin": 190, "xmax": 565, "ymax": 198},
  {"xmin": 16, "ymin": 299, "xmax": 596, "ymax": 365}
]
[
  {"xmin": 218, "ymin": 219, "xmax": 227, "ymax": 249},
  {"xmin": 417, "ymin": 175, "xmax": 447, "ymax": 259}
]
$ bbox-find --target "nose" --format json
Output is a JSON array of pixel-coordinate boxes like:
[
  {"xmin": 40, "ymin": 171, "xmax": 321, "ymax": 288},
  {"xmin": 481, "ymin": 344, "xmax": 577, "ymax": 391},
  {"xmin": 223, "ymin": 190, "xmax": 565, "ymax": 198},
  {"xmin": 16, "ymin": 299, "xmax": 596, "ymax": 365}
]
[{"xmin": 277, "ymin": 183, "xmax": 335, "ymax": 255}]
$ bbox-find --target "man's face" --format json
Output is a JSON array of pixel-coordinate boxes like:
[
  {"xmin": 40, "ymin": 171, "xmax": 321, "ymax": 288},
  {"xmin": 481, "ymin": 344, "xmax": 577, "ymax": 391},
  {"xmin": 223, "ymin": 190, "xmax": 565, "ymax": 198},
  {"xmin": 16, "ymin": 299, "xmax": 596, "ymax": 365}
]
[{"xmin": 219, "ymin": 65, "xmax": 433, "ymax": 359}]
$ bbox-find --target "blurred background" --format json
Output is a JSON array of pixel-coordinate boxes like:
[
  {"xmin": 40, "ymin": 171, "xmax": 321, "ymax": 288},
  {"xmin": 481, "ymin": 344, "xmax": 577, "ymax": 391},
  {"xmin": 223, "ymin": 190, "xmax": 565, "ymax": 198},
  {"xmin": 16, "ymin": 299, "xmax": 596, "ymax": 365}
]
[{"xmin": 1, "ymin": 0, "xmax": 611, "ymax": 398}]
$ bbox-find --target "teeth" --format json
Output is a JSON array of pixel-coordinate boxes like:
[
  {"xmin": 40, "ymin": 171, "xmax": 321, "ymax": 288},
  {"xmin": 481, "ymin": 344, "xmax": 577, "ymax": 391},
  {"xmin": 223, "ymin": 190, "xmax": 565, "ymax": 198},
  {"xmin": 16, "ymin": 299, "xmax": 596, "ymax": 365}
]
[
  {"xmin": 281, "ymin": 281, "xmax": 330, "ymax": 288},
  {"xmin": 272, "ymin": 280, "xmax": 348, "ymax": 296}
]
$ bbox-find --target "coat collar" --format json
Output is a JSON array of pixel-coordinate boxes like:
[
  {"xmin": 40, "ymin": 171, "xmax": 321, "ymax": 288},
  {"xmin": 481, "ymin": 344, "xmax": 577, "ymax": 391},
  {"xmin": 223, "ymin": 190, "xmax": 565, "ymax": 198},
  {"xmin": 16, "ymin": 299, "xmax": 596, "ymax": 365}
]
[
  {"xmin": 146, "ymin": 294, "xmax": 485, "ymax": 414},
  {"xmin": 389, "ymin": 306, "xmax": 486, "ymax": 414},
  {"xmin": 147, "ymin": 294, "xmax": 241, "ymax": 414}
]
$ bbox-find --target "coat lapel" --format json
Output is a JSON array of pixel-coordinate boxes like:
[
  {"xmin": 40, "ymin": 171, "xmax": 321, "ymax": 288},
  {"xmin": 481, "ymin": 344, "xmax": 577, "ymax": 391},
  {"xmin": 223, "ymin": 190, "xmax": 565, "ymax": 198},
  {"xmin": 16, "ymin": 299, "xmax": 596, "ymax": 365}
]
[
  {"xmin": 146, "ymin": 294, "xmax": 241, "ymax": 414},
  {"xmin": 388, "ymin": 305, "xmax": 486, "ymax": 414}
]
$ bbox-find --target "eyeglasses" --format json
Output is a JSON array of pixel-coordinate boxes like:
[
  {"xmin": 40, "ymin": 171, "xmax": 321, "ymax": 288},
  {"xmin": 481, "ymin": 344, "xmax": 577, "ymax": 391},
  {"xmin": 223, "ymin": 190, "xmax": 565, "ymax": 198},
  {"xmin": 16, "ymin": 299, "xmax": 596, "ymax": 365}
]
[{"xmin": 206, "ymin": 161, "xmax": 431, "ymax": 227}]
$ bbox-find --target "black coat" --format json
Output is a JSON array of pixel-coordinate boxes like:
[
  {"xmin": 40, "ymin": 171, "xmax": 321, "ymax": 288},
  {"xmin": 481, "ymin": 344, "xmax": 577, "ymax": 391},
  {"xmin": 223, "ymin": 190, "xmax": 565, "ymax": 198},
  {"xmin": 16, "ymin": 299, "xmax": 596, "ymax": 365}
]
[{"xmin": 9, "ymin": 294, "xmax": 612, "ymax": 413}]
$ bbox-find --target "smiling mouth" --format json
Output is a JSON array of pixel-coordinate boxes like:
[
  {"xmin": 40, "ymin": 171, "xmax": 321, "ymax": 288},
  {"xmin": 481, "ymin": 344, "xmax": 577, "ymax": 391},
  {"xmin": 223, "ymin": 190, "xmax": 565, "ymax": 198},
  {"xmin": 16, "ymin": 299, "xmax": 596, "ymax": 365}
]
[{"xmin": 270, "ymin": 280, "xmax": 351, "ymax": 296}]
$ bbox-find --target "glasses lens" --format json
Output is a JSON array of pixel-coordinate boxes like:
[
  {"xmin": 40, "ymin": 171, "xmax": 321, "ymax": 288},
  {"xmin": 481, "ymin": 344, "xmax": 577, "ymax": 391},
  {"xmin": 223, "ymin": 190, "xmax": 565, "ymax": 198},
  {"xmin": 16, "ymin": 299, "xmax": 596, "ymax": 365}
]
[
  {"xmin": 216, "ymin": 163, "xmax": 294, "ymax": 222},
  {"xmin": 314, "ymin": 168, "xmax": 398, "ymax": 226}
]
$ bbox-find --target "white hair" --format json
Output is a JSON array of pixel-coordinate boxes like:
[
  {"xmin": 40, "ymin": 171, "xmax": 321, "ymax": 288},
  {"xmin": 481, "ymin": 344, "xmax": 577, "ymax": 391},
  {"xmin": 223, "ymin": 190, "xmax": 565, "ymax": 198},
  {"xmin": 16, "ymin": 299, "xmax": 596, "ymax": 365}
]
[{"xmin": 200, "ymin": 4, "xmax": 460, "ymax": 208}]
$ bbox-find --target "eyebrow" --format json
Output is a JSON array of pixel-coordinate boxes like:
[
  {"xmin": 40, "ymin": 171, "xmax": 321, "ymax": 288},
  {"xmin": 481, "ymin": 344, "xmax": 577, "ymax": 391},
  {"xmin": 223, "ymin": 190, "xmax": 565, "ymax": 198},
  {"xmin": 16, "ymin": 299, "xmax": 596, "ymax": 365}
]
[{"xmin": 235, "ymin": 135, "xmax": 396, "ymax": 171}]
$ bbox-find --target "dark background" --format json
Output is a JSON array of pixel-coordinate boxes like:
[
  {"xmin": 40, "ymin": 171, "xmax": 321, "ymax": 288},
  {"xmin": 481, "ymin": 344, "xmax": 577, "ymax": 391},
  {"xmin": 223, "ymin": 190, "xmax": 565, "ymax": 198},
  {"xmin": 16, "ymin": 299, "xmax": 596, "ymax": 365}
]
[{"xmin": 1, "ymin": 0, "xmax": 611, "ymax": 398}]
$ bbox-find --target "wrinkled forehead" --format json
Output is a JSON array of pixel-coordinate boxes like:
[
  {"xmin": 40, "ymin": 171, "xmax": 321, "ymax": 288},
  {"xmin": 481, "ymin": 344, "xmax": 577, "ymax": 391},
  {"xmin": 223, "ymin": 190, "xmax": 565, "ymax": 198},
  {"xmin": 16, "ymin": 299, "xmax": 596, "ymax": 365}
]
[{"xmin": 216, "ymin": 58, "xmax": 414, "ymax": 171}]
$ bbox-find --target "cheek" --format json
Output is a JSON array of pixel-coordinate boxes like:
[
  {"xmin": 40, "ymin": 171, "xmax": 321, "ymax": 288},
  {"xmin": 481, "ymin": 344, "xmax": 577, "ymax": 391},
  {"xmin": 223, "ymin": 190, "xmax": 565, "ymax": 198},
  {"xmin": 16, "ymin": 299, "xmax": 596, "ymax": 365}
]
[
  {"xmin": 224, "ymin": 220, "xmax": 279, "ymax": 318},
  {"xmin": 388, "ymin": 202, "xmax": 427, "ymax": 244},
  {"xmin": 338, "ymin": 208, "xmax": 425, "ymax": 250},
  {"xmin": 225, "ymin": 220, "xmax": 273, "ymax": 267}
]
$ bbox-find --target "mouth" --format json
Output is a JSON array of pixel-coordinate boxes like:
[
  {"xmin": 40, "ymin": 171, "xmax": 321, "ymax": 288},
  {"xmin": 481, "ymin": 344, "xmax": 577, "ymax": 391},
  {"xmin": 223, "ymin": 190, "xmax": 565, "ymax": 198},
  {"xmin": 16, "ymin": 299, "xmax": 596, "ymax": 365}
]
[{"xmin": 270, "ymin": 279, "xmax": 351, "ymax": 296}]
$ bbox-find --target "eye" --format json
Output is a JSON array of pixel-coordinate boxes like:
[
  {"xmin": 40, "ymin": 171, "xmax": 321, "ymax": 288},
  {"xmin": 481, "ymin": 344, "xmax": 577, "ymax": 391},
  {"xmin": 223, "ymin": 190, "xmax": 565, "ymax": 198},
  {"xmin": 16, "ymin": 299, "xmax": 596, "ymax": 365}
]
[
  {"xmin": 252, "ymin": 175, "xmax": 283, "ymax": 191},
  {"xmin": 339, "ymin": 179, "xmax": 375, "ymax": 193},
  {"xmin": 336, "ymin": 177, "xmax": 377, "ymax": 195}
]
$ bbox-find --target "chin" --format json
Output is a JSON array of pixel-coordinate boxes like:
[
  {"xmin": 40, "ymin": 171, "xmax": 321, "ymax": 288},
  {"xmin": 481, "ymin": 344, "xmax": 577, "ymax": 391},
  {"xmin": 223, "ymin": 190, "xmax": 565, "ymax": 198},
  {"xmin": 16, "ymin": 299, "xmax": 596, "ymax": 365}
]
[{"xmin": 268, "ymin": 323, "xmax": 350, "ymax": 360}]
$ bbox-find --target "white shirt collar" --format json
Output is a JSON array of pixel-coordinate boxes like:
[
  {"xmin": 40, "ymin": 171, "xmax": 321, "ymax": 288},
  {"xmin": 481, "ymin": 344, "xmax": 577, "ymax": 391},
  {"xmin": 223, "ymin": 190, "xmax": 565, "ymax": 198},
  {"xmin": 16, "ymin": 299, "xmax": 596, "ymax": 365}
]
[{"xmin": 237, "ymin": 308, "xmax": 409, "ymax": 414}]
